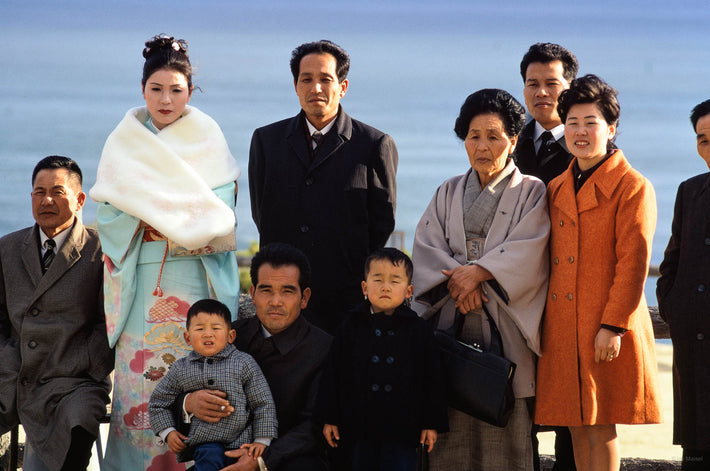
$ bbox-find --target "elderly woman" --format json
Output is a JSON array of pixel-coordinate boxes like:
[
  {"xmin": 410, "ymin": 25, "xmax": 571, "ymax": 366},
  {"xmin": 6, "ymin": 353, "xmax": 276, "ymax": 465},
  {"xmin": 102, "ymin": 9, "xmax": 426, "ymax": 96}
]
[
  {"xmin": 535, "ymin": 75, "xmax": 661, "ymax": 471},
  {"xmin": 412, "ymin": 88, "xmax": 550, "ymax": 471}
]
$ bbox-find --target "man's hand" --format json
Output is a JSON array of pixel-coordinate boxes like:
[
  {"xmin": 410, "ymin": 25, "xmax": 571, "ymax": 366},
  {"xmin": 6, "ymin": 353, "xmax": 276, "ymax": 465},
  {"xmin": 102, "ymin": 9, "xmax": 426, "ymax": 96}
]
[
  {"xmin": 185, "ymin": 389, "xmax": 234, "ymax": 423},
  {"xmin": 166, "ymin": 430, "xmax": 187, "ymax": 454},
  {"xmin": 323, "ymin": 424, "xmax": 340, "ymax": 448},
  {"xmin": 219, "ymin": 448, "xmax": 259, "ymax": 471},
  {"xmin": 420, "ymin": 429, "xmax": 437, "ymax": 452}
]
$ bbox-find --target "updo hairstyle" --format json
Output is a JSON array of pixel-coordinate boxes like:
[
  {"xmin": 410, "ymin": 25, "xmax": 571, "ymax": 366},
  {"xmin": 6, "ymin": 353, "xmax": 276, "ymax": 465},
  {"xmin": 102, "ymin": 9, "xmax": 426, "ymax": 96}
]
[
  {"xmin": 454, "ymin": 89, "xmax": 526, "ymax": 141},
  {"xmin": 141, "ymin": 34, "xmax": 193, "ymax": 91}
]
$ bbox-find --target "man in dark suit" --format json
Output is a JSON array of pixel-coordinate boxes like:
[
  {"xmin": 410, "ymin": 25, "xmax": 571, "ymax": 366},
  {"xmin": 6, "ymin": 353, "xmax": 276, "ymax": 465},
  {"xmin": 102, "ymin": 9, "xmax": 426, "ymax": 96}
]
[
  {"xmin": 182, "ymin": 243, "xmax": 332, "ymax": 471},
  {"xmin": 0, "ymin": 156, "xmax": 114, "ymax": 471},
  {"xmin": 514, "ymin": 43, "xmax": 579, "ymax": 471},
  {"xmin": 514, "ymin": 42, "xmax": 578, "ymax": 185},
  {"xmin": 249, "ymin": 40, "xmax": 398, "ymax": 334},
  {"xmin": 657, "ymin": 99, "xmax": 710, "ymax": 470}
]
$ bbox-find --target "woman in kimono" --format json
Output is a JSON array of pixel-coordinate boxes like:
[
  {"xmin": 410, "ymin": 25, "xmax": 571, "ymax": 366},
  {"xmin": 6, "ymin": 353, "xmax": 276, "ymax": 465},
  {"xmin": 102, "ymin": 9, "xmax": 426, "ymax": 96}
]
[
  {"xmin": 412, "ymin": 89, "xmax": 550, "ymax": 471},
  {"xmin": 535, "ymin": 75, "xmax": 661, "ymax": 471},
  {"xmin": 90, "ymin": 35, "xmax": 241, "ymax": 470}
]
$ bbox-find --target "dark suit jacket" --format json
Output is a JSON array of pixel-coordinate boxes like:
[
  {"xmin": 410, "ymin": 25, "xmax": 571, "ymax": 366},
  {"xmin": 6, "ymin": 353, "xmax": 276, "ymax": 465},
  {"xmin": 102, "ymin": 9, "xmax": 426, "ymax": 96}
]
[
  {"xmin": 0, "ymin": 220, "xmax": 113, "ymax": 468},
  {"xmin": 513, "ymin": 120, "xmax": 573, "ymax": 185},
  {"xmin": 657, "ymin": 172, "xmax": 710, "ymax": 447},
  {"xmin": 249, "ymin": 108, "xmax": 398, "ymax": 333},
  {"xmin": 233, "ymin": 314, "xmax": 332, "ymax": 469}
]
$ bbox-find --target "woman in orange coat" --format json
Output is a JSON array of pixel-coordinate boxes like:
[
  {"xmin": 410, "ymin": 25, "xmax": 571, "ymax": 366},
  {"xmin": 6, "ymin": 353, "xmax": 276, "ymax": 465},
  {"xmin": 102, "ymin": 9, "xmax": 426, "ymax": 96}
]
[{"xmin": 535, "ymin": 75, "xmax": 661, "ymax": 471}]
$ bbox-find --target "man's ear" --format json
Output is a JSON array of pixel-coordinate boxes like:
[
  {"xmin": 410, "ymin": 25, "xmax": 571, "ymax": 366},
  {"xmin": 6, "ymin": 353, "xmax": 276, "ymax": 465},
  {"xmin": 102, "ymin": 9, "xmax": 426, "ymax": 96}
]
[{"xmin": 300, "ymin": 287, "xmax": 312, "ymax": 309}]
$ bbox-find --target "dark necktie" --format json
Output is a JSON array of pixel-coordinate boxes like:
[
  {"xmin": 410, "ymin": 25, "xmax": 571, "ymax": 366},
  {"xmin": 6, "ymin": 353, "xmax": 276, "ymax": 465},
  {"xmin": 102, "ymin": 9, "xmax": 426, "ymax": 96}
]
[
  {"xmin": 312, "ymin": 131, "xmax": 324, "ymax": 148},
  {"xmin": 41, "ymin": 239, "xmax": 56, "ymax": 274},
  {"xmin": 537, "ymin": 130, "xmax": 556, "ymax": 161}
]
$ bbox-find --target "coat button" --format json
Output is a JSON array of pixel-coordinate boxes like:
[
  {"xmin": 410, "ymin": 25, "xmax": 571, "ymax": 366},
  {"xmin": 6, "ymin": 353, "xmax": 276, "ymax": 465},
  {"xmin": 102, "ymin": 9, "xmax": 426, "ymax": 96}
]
[
  {"xmin": 553, "ymin": 258, "xmax": 559, "ymax": 265},
  {"xmin": 387, "ymin": 330, "xmax": 395, "ymax": 336},
  {"xmin": 20, "ymin": 378, "xmax": 29, "ymax": 386},
  {"xmin": 371, "ymin": 355, "xmax": 380, "ymax": 364},
  {"xmin": 384, "ymin": 384, "xmax": 393, "ymax": 392},
  {"xmin": 30, "ymin": 308, "xmax": 40, "ymax": 316},
  {"xmin": 560, "ymin": 220, "xmax": 564, "ymax": 227},
  {"xmin": 28, "ymin": 340, "xmax": 38, "ymax": 349},
  {"xmin": 551, "ymin": 294, "xmax": 557, "ymax": 301},
  {"xmin": 567, "ymin": 293, "xmax": 573, "ymax": 301},
  {"xmin": 300, "ymin": 225, "xmax": 309, "ymax": 233},
  {"xmin": 305, "ymin": 177, "xmax": 314, "ymax": 186},
  {"xmin": 386, "ymin": 356, "xmax": 395, "ymax": 365},
  {"xmin": 371, "ymin": 384, "xmax": 380, "ymax": 392},
  {"xmin": 207, "ymin": 379, "xmax": 215, "ymax": 385},
  {"xmin": 698, "ymin": 284, "xmax": 706, "ymax": 293},
  {"xmin": 568, "ymin": 256, "xmax": 575, "ymax": 263},
  {"xmin": 374, "ymin": 329, "xmax": 382, "ymax": 337},
  {"xmin": 207, "ymin": 359, "xmax": 214, "ymax": 365},
  {"xmin": 705, "ymin": 238, "xmax": 710, "ymax": 246},
  {"xmin": 697, "ymin": 333, "xmax": 705, "ymax": 341}
]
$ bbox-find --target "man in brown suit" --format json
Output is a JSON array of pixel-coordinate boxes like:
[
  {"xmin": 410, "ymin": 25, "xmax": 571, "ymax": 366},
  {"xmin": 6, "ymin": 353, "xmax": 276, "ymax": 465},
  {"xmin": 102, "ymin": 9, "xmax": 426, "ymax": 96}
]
[{"xmin": 0, "ymin": 156, "xmax": 114, "ymax": 471}]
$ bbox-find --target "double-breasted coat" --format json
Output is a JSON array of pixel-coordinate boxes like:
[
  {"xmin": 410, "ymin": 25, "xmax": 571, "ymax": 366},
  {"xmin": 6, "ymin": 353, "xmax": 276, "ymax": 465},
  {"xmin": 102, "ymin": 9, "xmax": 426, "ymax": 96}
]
[
  {"xmin": 0, "ymin": 221, "xmax": 114, "ymax": 469},
  {"xmin": 657, "ymin": 172, "xmax": 710, "ymax": 447},
  {"xmin": 536, "ymin": 150, "xmax": 662, "ymax": 426},
  {"xmin": 248, "ymin": 108, "xmax": 398, "ymax": 334}
]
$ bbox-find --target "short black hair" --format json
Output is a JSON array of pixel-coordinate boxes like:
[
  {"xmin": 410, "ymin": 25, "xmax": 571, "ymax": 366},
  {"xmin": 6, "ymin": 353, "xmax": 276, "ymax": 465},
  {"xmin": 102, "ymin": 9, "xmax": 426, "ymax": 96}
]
[
  {"xmin": 364, "ymin": 247, "xmax": 413, "ymax": 284},
  {"xmin": 250, "ymin": 243, "xmax": 311, "ymax": 292},
  {"xmin": 520, "ymin": 42, "xmax": 578, "ymax": 83},
  {"xmin": 454, "ymin": 89, "xmax": 526, "ymax": 141},
  {"xmin": 691, "ymin": 99, "xmax": 710, "ymax": 131},
  {"xmin": 32, "ymin": 155, "xmax": 83, "ymax": 187},
  {"xmin": 186, "ymin": 299, "xmax": 232, "ymax": 330},
  {"xmin": 290, "ymin": 40, "xmax": 350, "ymax": 82}
]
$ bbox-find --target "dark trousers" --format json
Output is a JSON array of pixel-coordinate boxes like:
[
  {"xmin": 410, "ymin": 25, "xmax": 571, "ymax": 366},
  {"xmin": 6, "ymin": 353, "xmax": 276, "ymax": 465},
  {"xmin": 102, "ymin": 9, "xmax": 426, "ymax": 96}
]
[
  {"xmin": 682, "ymin": 449, "xmax": 710, "ymax": 471},
  {"xmin": 279, "ymin": 454, "xmax": 330, "ymax": 471},
  {"xmin": 193, "ymin": 443, "xmax": 236, "ymax": 471},
  {"xmin": 59, "ymin": 426, "xmax": 95, "ymax": 471},
  {"xmin": 351, "ymin": 439, "xmax": 417, "ymax": 471},
  {"xmin": 532, "ymin": 425, "xmax": 576, "ymax": 471}
]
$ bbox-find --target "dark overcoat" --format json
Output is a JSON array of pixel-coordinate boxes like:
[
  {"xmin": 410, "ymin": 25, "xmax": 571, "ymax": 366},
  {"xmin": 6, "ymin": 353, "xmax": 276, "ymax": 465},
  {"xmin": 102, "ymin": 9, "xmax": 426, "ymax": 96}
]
[
  {"xmin": 0, "ymin": 221, "xmax": 113, "ymax": 469},
  {"xmin": 315, "ymin": 302, "xmax": 448, "ymax": 447},
  {"xmin": 248, "ymin": 108, "xmax": 398, "ymax": 333},
  {"xmin": 657, "ymin": 172, "xmax": 710, "ymax": 447},
  {"xmin": 513, "ymin": 120, "xmax": 573, "ymax": 185}
]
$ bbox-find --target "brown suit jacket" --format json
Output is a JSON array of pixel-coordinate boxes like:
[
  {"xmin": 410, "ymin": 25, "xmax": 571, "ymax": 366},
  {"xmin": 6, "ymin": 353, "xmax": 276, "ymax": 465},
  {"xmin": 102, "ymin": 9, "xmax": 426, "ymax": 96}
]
[{"xmin": 0, "ymin": 220, "xmax": 113, "ymax": 469}]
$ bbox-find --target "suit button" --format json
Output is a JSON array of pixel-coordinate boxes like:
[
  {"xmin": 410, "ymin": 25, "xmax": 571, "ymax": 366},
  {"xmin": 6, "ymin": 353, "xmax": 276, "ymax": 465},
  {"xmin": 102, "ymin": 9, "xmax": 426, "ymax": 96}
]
[
  {"xmin": 371, "ymin": 384, "xmax": 380, "ymax": 392},
  {"xmin": 28, "ymin": 340, "xmax": 38, "ymax": 349},
  {"xmin": 30, "ymin": 308, "xmax": 40, "ymax": 316},
  {"xmin": 371, "ymin": 355, "xmax": 380, "ymax": 364},
  {"xmin": 551, "ymin": 294, "xmax": 557, "ymax": 301},
  {"xmin": 305, "ymin": 177, "xmax": 314, "ymax": 186},
  {"xmin": 553, "ymin": 258, "xmax": 559, "ymax": 265},
  {"xmin": 384, "ymin": 384, "xmax": 393, "ymax": 392},
  {"xmin": 567, "ymin": 293, "xmax": 573, "ymax": 301},
  {"xmin": 699, "ymin": 284, "xmax": 706, "ymax": 293},
  {"xmin": 300, "ymin": 225, "xmax": 309, "ymax": 233},
  {"xmin": 20, "ymin": 378, "xmax": 29, "ymax": 386},
  {"xmin": 568, "ymin": 256, "xmax": 575, "ymax": 263},
  {"xmin": 386, "ymin": 356, "xmax": 394, "ymax": 365},
  {"xmin": 705, "ymin": 238, "xmax": 710, "ymax": 246},
  {"xmin": 697, "ymin": 333, "xmax": 705, "ymax": 341}
]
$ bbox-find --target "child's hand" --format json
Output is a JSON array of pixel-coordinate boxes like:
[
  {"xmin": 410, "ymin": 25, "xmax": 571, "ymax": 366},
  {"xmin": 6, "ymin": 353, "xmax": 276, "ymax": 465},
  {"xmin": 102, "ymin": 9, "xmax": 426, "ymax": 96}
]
[
  {"xmin": 166, "ymin": 430, "xmax": 187, "ymax": 454},
  {"xmin": 322, "ymin": 424, "xmax": 340, "ymax": 448},
  {"xmin": 420, "ymin": 429, "xmax": 437, "ymax": 453},
  {"xmin": 240, "ymin": 442, "xmax": 267, "ymax": 459}
]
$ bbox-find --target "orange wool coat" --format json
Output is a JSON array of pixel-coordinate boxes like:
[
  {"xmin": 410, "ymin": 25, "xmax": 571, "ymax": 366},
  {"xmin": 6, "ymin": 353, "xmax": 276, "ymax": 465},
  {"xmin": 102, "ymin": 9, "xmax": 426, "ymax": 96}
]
[{"xmin": 535, "ymin": 150, "xmax": 662, "ymax": 426}]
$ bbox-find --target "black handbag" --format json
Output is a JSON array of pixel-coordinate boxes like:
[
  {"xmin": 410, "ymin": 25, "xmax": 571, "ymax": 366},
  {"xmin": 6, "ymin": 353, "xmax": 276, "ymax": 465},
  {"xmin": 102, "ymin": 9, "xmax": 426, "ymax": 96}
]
[{"xmin": 434, "ymin": 304, "xmax": 516, "ymax": 427}]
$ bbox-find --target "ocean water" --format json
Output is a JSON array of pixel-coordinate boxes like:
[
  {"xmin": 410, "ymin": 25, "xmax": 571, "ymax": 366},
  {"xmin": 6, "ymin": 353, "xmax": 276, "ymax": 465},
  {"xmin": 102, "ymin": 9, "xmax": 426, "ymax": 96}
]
[{"xmin": 3, "ymin": 0, "xmax": 710, "ymax": 305}]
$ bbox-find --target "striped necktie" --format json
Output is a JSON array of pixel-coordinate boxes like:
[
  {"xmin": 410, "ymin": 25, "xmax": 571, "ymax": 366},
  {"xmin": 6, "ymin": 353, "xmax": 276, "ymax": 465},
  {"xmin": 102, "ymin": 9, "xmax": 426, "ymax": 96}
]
[{"xmin": 41, "ymin": 239, "xmax": 56, "ymax": 274}]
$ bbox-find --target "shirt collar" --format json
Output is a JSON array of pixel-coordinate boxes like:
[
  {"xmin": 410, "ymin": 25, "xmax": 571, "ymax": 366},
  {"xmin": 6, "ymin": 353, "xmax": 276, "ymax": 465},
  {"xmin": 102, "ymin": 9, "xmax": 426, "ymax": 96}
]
[
  {"xmin": 258, "ymin": 314, "xmax": 309, "ymax": 355},
  {"xmin": 188, "ymin": 342, "xmax": 236, "ymax": 361},
  {"xmin": 39, "ymin": 220, "xmax": 73, "ymax": 253},
  {"xmin": 534, "ymin": 121, "xmax": 565, "ymax": 142},
  {"xmin": 305, "ymin": 117, "xmax": 336, "ymax": 137}
]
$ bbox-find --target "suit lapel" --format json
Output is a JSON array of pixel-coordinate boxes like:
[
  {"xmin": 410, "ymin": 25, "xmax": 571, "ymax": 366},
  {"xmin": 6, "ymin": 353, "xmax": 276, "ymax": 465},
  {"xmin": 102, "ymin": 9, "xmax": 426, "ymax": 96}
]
[
  {"xmin": 308, "ymin": 107, "xmax": 353, "ymax": 172},
  {"xmin": 286, "ymin": 114, "xmax": 312, "ymax": 170},
  {"xmin": 32, "ymin": 220, "xmax": 84, "ymax": 301}
]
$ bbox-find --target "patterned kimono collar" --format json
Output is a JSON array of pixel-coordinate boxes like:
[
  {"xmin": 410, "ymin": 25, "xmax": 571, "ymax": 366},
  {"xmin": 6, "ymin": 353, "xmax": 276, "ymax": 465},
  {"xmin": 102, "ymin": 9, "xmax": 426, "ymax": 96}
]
[{"xmin": 463, "ymin": 158, "xmax": 516, "ymax": 237}]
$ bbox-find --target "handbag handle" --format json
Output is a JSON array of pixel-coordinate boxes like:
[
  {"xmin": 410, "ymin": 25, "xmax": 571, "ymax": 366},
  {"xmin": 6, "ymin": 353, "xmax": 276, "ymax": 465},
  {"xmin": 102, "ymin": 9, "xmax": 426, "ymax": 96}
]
[{"xmin": 448, "ymin": 304, "xmax": 506, "ymax": 358}]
